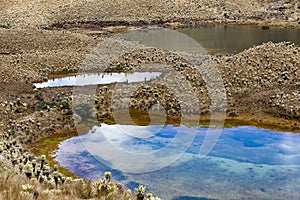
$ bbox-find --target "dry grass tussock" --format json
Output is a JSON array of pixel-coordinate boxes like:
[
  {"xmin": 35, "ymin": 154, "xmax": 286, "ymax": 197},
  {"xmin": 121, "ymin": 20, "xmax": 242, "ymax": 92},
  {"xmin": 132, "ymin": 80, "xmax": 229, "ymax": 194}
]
[{"xmin": 0, "ymin": 168, "xmax": 160, "ymax": 200}]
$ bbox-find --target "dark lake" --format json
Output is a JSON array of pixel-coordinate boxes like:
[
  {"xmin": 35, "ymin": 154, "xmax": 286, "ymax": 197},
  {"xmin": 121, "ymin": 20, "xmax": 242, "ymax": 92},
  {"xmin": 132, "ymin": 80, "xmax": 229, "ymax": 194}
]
[{"xmin": 177, "ymin": 25, "xmax": 300, "ymax": 54}]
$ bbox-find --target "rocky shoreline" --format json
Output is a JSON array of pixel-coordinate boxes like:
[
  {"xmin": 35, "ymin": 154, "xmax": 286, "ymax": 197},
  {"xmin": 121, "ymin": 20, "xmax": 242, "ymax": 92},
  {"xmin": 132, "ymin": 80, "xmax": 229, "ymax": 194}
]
[
  {"xmin": 0, "ymin": 31, "xmax": 299, "ymax": 198},
  {"xmin": 0, "ymin": 28, "xmax": 299, "ymax": 158},
  {"xmin": 0, "ymin": 0, "xmax": 300, "ymax": 199}
]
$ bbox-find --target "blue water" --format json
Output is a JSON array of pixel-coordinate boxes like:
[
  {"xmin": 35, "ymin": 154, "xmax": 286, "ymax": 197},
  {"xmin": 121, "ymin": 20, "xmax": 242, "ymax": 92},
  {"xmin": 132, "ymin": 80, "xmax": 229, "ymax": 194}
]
[{"xmin": 55, "ymin": 125, "xmax": 300, "ymax": 200}]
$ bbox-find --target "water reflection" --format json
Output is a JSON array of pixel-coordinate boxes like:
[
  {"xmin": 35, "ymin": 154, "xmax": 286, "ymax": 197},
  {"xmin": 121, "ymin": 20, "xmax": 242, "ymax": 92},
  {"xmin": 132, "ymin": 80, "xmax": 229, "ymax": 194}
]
[
  {"xmin": 34, "ymin": 72, "xmax": 162, "ymax": 88},
  {"xmin": 120, "ymin": 28, "xmax": 207, "ymax": 53},
  {"xmin": 56, "ymin": 125, "xmax": 300, "ymax": 199},
  {"xmin": 177, "ymin": 25, "xmax": 300, "ymax": 54}
]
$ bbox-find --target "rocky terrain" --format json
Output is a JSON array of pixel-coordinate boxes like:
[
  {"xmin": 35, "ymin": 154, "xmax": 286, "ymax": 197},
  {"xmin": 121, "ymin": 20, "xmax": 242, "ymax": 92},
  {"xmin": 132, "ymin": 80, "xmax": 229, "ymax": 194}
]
[
  {"xmin": 0, "ymin": 31, "xmax": 299, "ymax": 197},
  {"xmin": 217, "ymin": 42, "xmax": 300, "ymax": 120},
  {"xmin": 0, "ymin": 0, "xmax": 299, "ymax": 199},
  {"xmin": 0, "ymin": 0, "xmax": 299, "ymax": 29}
]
